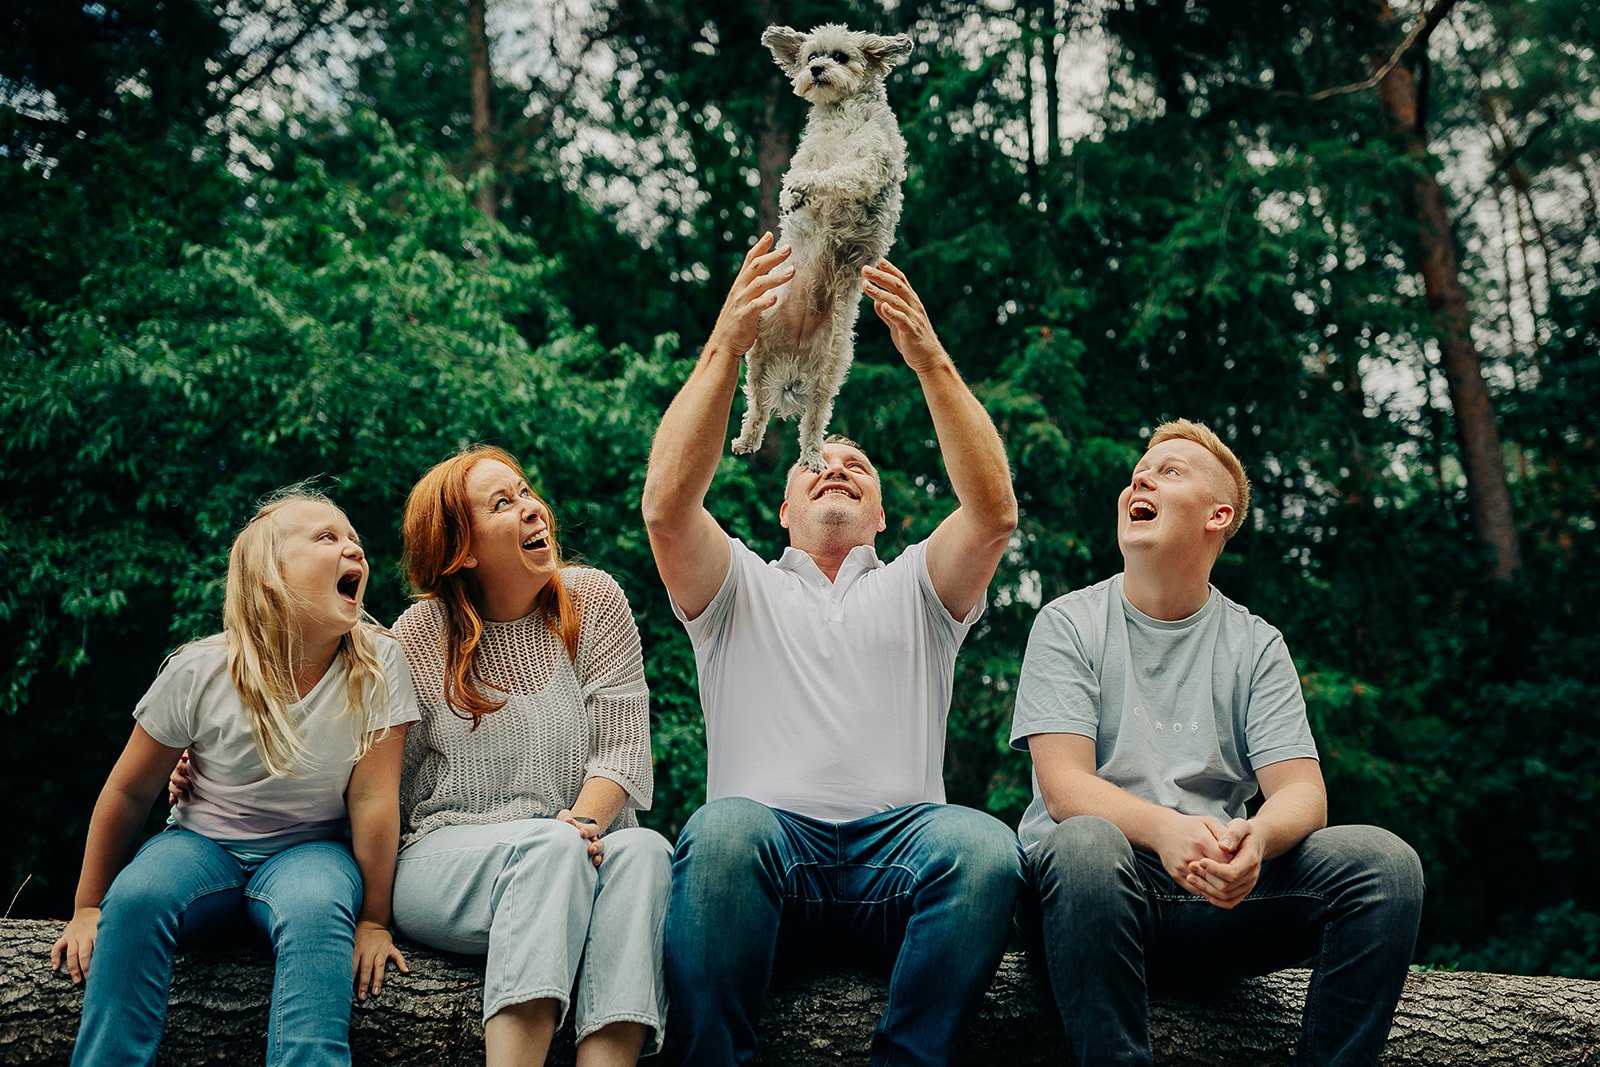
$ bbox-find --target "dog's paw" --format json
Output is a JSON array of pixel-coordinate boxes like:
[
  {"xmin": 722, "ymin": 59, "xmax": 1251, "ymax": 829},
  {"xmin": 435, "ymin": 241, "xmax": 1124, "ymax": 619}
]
[
  {"xmin": 797, "ymin": 448, "xmax": 827, "ymax": 473},
  {"xmin": 731, "ymin": 432, "xmax": 760, "ymax": 455}
]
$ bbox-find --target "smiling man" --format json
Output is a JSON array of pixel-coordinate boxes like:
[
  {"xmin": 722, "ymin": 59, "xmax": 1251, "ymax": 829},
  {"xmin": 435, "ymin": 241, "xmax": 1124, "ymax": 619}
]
[
  {"xmin": 1011, "ymin": 419, "xmax": 1425, "ymax": 1066},
  {"xmin": 642, "ymin": 237, "xmax": 1024, "ymax": 1066}
]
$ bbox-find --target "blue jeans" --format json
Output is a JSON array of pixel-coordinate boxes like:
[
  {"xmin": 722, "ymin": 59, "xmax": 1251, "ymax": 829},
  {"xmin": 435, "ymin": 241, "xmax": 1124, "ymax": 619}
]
[
  {"xmin": 1030, "ymin": 818, "xmax": 1425, "ymax": 1066},
  {"xmin": 71, "ymin": 827, "xmax": 362, "ymax": 1067},
  {"xmin": 665, "ymin": 798, "xmax": 1024, "ymax": 1067}
]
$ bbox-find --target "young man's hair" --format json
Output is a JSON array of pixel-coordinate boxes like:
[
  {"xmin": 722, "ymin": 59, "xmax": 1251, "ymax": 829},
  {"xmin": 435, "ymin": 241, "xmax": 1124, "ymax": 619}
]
[{"xmin": 1148, "ymin": 419, "xmax": 1251, "ymax": 540}]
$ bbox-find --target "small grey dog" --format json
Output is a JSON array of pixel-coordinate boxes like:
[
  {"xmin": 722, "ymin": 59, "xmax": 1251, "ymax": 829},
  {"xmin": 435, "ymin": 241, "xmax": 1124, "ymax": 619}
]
[{"xmin": 732, "ymin": 23, "xmax": 913, "ymax": 471}]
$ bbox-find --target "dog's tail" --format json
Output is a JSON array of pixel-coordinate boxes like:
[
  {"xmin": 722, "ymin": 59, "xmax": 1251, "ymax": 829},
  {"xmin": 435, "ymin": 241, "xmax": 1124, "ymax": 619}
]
[{"xmin": 773, "ymin": 377, "xmax": 811, "ymax": 419}]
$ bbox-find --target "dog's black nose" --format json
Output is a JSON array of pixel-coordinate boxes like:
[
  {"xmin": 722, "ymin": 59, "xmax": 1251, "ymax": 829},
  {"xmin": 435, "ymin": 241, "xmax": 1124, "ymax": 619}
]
[{"xmin": 810, "ymin": 64, "xmax": 826, "ymax": 76}]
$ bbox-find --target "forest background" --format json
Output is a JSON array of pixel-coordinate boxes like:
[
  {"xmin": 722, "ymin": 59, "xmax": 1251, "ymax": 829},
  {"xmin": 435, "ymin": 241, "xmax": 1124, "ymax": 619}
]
[{"xmin": 2, "ymin": 0, "xmax": 1596, "ymax": 978}]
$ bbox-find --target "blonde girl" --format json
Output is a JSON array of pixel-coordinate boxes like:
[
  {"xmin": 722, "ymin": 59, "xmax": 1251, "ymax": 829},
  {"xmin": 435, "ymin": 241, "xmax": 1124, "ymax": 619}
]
[{"xmin": 50, "ymin": 490, "xmax": 420, "ymax": 1067}]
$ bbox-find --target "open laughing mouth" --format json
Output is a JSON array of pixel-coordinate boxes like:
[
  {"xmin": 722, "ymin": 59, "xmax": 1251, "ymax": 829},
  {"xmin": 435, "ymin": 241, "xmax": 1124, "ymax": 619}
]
[
  {"xmin": 815, "ymin": 484, "xmax": 858, "ymax": 500},
  {"xmin": 337, "ymin": 570, "xmax": 362, "ymax": 603},
  {"xmin": 1129, "ymin": 500, "xmax": 1157, "ymax": 522},
  {"xmin": 522, "ymin": 532, "xmax": 550, "ymax": 551}
]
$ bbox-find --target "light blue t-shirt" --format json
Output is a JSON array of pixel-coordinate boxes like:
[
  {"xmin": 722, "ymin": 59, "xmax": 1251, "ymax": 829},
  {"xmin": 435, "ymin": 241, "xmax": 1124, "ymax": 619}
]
[{"xmin": 1009, "ymin": 574, "xmax": 1317, "ymax": 852}]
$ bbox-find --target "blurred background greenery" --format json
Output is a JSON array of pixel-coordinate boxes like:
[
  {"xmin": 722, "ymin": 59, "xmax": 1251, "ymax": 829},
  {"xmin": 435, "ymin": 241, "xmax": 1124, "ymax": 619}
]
[{"xmin": 3, "ymin": 0, "xmax": 1596, "ymax": 976}]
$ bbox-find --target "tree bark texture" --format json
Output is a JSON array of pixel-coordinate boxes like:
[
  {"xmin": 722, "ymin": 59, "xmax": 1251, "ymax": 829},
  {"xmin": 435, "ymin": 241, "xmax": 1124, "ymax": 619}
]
[
  {"xmin": 5, "ymin": 920, "xmax": 1599, "ymax": 1065},
  {"xmin": 467, "ymin": 0, "xmax": 498, "ymax": 221},
  {"xmin": 1368, "ymin": 0, "xmax": 1523, "ymax": 580},
  {"xmin": 753, "ymin": 0, "xmax": 794, "ymax": 239}
]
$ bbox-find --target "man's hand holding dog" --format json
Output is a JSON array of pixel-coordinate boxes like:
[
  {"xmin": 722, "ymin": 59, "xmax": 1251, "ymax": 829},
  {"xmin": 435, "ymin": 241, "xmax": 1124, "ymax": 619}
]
[
  {"xmin": 708, "ymin": 232, "xmax": 793, "ymax": 358},
  {"xmin": 863, "ymin": 260, "xmax": 950, "ymax": 376}
]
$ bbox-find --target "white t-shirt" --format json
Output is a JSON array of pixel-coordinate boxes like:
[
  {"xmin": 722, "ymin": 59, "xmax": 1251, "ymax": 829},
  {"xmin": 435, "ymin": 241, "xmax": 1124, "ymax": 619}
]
[
  {"xmin": 673, "ymin": 535, "xmax": 981, "ymax": 822},
  {"xmin": 135, "ymin": 634, "xmax": 421, "ymax": 860}
]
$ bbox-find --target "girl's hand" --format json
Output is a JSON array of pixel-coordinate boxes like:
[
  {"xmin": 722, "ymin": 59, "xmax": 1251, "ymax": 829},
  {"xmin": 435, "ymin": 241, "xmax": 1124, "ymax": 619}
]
[
  {"xmin": 50, "ymin": 907, "xmax": 102, "ymax": 984},
  {"xmin": 556, "ymin": 809, "xmax": 604, "ymax": 867},
  {"xmin": 167, "ymin": 749, "xmax": 195, "ymax": 805},
  {"xmin": 352, "ymin": 920, "xmax": 408, "ymax": 999}
]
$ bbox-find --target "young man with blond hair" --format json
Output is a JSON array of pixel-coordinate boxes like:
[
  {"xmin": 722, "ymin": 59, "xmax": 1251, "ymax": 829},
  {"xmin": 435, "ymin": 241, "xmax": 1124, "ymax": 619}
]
[{"xmin": 1011, "ymin": 418, "xmax": 1424, "ymax": 1066}]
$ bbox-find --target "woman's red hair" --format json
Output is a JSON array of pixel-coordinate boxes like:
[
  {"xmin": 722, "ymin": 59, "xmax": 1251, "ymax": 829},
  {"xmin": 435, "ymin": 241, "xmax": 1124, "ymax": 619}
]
[{"xmin": 402, "ymin": 446, "xmax": 581, "ymax": 725}]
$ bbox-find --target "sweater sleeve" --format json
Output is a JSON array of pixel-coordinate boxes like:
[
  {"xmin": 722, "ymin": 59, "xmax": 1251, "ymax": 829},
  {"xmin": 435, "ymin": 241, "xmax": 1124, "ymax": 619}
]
[{"xmin": 574, "ymin": 569, "xmax": 654, "ymax": 811}]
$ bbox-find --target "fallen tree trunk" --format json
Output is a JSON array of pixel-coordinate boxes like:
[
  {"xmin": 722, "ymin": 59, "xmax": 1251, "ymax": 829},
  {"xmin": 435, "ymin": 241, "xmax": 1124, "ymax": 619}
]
[{"xmin": 3, "ymin": 919, "xmax": 1597, "ymax": 1065}]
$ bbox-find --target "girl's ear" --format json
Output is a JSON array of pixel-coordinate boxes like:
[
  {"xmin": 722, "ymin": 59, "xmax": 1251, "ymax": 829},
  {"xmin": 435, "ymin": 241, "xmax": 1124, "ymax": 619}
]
[{"xmin": 462, "ymin": 554, "xmax": 479, "ymax": 570}]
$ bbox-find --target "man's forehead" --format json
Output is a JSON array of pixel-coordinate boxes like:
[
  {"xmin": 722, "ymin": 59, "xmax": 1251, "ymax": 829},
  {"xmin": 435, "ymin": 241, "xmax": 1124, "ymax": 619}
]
[
  {"xmin": 828, "ymin": 443, "xmax": 874, "ymax": 469},
  {"xmin": 788, "ymin": 443, "xmax": 877, "ymax": 482},
  {"xmin": 1137, "ymin": 438, "xmax": 1212, "ymax": 469}
]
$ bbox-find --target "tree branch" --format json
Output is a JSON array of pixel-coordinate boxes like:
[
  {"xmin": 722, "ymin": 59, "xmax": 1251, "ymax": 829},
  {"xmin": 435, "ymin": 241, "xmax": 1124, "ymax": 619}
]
[
  {"xmin": 1307, "ymin": 0, "xmax": 1459, "ymax": 101},
  {"xmin": 209, "ymin": 0, "xmax": 351, "ymax": 114}
]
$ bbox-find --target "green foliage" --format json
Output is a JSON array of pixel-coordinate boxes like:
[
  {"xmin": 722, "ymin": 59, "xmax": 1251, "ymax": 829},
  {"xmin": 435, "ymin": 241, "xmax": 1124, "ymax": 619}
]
[
  {"xmin": 0, "ymin": 110, "xmax": 708, "ymax": 896},
  {"xmin": 1435, "ymin": 902, "xmax": 1600, "ymax": 979}
]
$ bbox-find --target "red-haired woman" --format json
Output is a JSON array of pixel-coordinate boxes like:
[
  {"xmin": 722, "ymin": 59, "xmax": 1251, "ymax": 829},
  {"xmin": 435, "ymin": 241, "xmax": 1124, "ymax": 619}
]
[{"xmin": 391, "ymin": 446, "xmax": 669, "ymax": 1067}]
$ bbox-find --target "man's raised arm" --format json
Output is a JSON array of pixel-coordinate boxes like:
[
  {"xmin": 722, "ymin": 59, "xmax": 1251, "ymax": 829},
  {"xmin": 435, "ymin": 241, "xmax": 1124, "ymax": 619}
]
[
  {"xmin": 861, "ymin": 260, "xmax": 1017, "ymax": 620},
  {"xmin": 643, "ymin": 234, "xmax": 793, "ymax": 619}
]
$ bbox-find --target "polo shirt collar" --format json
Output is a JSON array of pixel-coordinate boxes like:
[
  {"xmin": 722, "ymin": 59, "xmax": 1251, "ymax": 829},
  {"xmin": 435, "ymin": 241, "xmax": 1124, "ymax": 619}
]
[{"xmin": 776, "ymin": 543, "xmax": 885, "ymax": 584}]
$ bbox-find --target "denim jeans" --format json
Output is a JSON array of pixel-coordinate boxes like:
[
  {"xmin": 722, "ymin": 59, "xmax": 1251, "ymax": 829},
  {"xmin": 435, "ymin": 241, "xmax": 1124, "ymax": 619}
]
[
  {"xmin": 1029, "ymin": 817, "xmax": 1424, "ymax": 1066},
  {"xmin": 71, "ymin": 827, "xmax": 362, "ymax": 1067},
  {"xmin": 665, "ymin": 798, "xmax": 1025, "ymax": 1067},
  {"xmin": 392, "ymin": 819, "xmax": 672, "ymax": 1052}
]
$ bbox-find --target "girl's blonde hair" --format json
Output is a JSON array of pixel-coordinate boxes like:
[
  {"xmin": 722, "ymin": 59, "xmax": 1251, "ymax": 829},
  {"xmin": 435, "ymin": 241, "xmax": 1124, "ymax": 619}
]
[{"xmin": 222, "ymin": 488, "xmax": 390, "ymax": 777}]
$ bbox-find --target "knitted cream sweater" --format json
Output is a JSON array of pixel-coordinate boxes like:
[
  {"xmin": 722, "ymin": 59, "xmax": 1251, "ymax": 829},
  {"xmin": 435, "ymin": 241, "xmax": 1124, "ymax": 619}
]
[{"xmin": 394, "ymin": 567, "xmax": 652, "ymax": 848}]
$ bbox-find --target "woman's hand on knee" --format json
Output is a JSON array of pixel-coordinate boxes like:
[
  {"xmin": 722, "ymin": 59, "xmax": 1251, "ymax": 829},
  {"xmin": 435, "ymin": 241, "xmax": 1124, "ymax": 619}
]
[
  {"xmin": 556, "ymin": 809, "xmax": 604, "ymax": 867},
  {"xmin": 352, "ymin": 920, "xmax": 409, "ymax": 999},
  {"xmin": 50, "ymin": 907, "xmax": 101, "ymax": 985}
]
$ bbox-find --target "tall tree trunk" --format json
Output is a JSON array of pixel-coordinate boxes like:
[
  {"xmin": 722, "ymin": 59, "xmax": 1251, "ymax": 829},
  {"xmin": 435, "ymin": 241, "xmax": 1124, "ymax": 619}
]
[
  {"xmin": 1022, "ymin": 0, "xmax": 1040, "ymax": 198},
  {"xmin": 753, "ymin": 0, "xmax": 792, "ymax": 239},
  {"xmin": 1369, "ymin": 0, "xmax": 1523, "ymax": 579},
  {"xmin": 467, "ymin": 0, "xmax": 497, "ymax": 221},
  {"xmin": 755, "ymin": 96, "xmax": 790, "ymax": 239},
  {"xmin": 1043, "ymin": 0, "xmax": 1062, "ymax": 174}
]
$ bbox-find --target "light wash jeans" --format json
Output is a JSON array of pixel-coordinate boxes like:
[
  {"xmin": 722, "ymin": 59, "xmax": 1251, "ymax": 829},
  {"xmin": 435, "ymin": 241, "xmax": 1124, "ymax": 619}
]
[
  {"xmin": 70, "ymin": 826, "xmax": 361, "ymax": 1067},
  {"xmin": 392, "ymin": 819, "xmax": 671, "ymax": 1053},
  {"xmin": 1029, "ymin": 817, "xmax": 1425, "ymax": 1066},
  {"xmin": 665, "ymin": 798, "xmax": 1025, "ymax": 1067}
]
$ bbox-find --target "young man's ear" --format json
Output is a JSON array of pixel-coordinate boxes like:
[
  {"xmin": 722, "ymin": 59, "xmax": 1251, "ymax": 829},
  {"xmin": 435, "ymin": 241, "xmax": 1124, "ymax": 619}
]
[
  {"xmin": 779, "ymin": 500, "xmax": 791, "ymax": 530},
  {"xmin": 1206, "ymin": 503, "xmax": 1234, "ymax": 534}
]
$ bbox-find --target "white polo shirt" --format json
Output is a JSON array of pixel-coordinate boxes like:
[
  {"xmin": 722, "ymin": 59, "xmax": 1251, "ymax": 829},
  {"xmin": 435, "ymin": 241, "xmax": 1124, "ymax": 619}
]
[{"xmin": 672, "ymin": 534, "xmax": 982, "ymax": 822}]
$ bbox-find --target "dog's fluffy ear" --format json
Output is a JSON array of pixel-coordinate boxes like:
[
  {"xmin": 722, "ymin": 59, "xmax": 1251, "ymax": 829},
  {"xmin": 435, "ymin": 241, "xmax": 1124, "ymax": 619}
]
[
  {"xmin": 762, "ymin": 25, "xmax": 807, "ymax": 75},
  {"xmin": 861, "ymin": 33, "xmax": 913, "ymax": 75}
]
